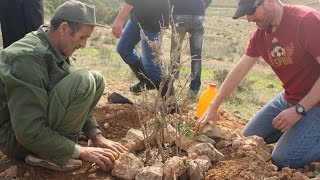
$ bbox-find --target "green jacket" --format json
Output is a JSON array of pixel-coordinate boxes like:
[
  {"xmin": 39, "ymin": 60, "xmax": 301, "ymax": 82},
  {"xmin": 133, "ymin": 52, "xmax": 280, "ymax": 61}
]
[{"xmin": 0, "ymin": 26, "xmax": 99, "ymax": 165}]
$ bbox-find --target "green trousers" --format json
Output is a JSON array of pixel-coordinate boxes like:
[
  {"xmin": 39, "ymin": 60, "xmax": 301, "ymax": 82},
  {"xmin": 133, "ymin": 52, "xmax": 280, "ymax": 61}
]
[{"xmin": 6, "ymin": 69, "xmax": 105, "ymax": 161}]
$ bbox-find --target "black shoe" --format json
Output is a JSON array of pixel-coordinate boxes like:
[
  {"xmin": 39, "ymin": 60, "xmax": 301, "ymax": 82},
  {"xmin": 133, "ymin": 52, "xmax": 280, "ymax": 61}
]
[
  {"xmin": 129, "ymin": 61, "xmax": 156, "ymax": 93},
  {"xmin": 130, "ymin": 81, "xmax": 157, "ymax": 93}
]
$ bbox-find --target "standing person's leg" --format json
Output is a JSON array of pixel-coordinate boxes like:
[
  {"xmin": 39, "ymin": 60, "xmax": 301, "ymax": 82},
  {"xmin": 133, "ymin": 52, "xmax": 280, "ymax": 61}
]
[
  {"xmin": 141, "ymin": 29, "xmax": 179, "ymax": 114},
  {"xmin": 117, "ymin": 20, "xmax": 155, "ymax": 92},
  {"xmin": 188, "ymin": 16, "xmax": 204, "ymax": 99},
  {"xmin": 0, "ymin": 0, "xmax": 26, "ymax": 47},
  {"xmin": 23, "ymin": 0, "xmax": 44, "ymax": 32},
  {"xmin": 140, "ymin": 29, "xmax": 162, "ymax": 88},
  {"xmin": 272, "ymin": 106, "xmax": 320, "ymax": 168},
  {"xmin": 116, "ymin": 19, "xmax": 141, "ymax": 66},
  {"xmin": 170, "ymin": 15, "xmax": 187, "ymax": 78}
]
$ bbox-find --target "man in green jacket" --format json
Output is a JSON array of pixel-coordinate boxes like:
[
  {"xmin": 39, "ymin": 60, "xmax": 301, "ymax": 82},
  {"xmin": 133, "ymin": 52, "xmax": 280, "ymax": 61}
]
[{"xmin": 0, "ymin": 0, "xmax": 127, "ymax": 172}]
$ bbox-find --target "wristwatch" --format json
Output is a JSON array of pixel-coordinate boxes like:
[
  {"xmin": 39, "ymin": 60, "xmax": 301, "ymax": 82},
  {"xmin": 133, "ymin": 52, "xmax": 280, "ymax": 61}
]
[{"xmin": 295, "ymin": 104, "xmax": 307, "ymax": 116}]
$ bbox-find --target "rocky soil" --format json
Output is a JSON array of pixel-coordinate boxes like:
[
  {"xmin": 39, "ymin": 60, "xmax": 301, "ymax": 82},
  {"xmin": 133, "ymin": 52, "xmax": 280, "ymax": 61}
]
[{"xmin": 1, "ymin": 93, "xmax": 320, "ymax": 180}]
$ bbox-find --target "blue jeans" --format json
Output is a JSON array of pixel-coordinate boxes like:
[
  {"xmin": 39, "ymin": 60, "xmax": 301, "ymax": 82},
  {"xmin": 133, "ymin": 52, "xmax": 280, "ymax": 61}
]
[
  {"xmin": 117, "ymin": 20, "xmax": 162, "ymax": 85},
  {"xmin": 243, "ymin": 92, "xmax": 320, "ymax": 168},
  {"xmin": 140, "ymin": 29, "xmax": 162, "ymax": 85},
  {"xmin": 116, "ymin": 19, "xmax": 141, "ymax": 65},
  {"xmin": 170, "ymin": 15, "xmax": 204, "ymax": 92}
]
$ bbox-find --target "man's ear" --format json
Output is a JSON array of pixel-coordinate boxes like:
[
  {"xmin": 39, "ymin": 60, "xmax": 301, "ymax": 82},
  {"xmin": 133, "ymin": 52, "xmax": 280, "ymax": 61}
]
[{"xmin": 58, "ymin": 22, "xmax": 69, "ymax": 36}]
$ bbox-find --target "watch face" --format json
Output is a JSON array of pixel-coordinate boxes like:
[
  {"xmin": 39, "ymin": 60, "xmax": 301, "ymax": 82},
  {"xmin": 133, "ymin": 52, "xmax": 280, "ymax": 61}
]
[{"xmin": 297, "ymin": 106, "xmax": 304, "ymax": 113}]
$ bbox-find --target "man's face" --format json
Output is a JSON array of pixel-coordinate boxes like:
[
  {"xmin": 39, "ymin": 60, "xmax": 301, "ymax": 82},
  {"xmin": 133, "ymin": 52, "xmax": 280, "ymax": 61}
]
[
  {"xmin": 59, "ymin": 23, "xmax": 95, "ymax": 56},
  {"xmin": 246, "ymin": 1, "xmax": 273, "ymax": 30}
]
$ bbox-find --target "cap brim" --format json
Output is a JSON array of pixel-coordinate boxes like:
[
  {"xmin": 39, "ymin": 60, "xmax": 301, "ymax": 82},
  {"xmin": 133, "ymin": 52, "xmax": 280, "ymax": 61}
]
[{"xmin": 232, "ymin": 6, "xmax": 249, "ymax": 19}]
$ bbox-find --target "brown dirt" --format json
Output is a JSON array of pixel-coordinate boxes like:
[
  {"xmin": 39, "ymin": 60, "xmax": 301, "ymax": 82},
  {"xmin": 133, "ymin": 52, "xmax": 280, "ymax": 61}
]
[{"xmin": 1, "ymin": 92, "xmax": 318, "ymax": 179}]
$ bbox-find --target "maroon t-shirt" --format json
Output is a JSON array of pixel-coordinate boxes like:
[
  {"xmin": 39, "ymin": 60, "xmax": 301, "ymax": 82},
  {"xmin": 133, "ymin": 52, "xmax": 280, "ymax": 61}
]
[{"xmin": 246, "ymin": 5, "xmax": 320, "ymax": 104}]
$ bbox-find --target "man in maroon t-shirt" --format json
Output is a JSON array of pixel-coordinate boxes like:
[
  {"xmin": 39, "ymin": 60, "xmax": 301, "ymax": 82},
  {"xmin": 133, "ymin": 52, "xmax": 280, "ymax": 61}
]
[{"xmin": 196, "ymin": 0, "xmax": 320, "ymax": 169}]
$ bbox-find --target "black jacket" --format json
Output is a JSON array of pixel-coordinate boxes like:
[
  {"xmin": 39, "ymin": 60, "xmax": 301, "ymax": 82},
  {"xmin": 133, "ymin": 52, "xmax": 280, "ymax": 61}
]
[
  {"xmin": 125, "ymin": 0, "xmax": 170, "ymax": 32},
  {"xmin": 171, "ymin": 0, "xmax": 212, "ymax": 16}
]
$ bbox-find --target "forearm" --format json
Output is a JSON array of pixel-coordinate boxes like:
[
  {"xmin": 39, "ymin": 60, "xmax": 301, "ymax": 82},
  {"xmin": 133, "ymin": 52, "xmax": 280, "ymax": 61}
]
[
  {"xmin": 114, "ymin": 2, "xmax": 133, "ymax": 23},
  {"xmin": 298, "ymin": 76, "xmax": 320, "ymax": 111},
  {"xmin": 209, "ymin": 54, "xmax": 258, "ymax": 110},
  {"xmin": 299, "ymin": 57, "xmax": 320, "ymax": 111}
]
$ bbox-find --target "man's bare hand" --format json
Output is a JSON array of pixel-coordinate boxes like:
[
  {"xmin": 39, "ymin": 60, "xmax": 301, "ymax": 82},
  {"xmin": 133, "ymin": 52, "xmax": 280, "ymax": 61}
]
[
  {"xmin": 79, "ymin": 147, "xmax": 118, "ymax": 171},
  {"xmin": 272, "ymin": 107, "xmax": 302, "ymax": 132},
  {"xmin": 112, "ymin": 19, "xmax": 123, "ymax": 39},
  {"xmin": 92, "ymin": 133, "xmax": 128, "ymax": 155},
  {"xmin": 195, "ymin": 109, "xmax": 219, "ymax": 133}
]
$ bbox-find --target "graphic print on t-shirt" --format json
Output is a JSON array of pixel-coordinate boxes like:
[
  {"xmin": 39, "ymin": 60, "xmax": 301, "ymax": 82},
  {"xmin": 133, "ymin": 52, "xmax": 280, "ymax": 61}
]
[{"xmin": 269, "ymin": 37, "xmax": 294, "ymax": 67}]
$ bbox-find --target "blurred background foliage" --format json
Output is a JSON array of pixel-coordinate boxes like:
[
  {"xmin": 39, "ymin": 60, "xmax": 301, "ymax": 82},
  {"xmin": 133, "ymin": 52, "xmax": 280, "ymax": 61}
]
[{"xmin": 44, "ymin": 0, "xmax": 121, "ymax": 25}]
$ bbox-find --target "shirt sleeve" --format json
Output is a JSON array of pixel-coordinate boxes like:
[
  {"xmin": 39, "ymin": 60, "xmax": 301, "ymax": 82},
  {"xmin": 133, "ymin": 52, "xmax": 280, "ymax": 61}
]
[
  {"xmin": 299, "ymin": 12, "xmax": 320, "ymax": 59},
  {"xmin": 124, "ymin": 0, "xmax": 134, "ymax": 6},
  {"xmin": 6, "ymin": 55, "xmax": 75, "ymax": 166},
  {"xmin": 245, "ymin": 30, "xmax": 261, "ymax": 58}
]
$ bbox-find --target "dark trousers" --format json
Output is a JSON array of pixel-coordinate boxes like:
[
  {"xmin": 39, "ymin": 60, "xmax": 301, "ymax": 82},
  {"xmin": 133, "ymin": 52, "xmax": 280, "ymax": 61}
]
[
  {"xmin": 170, "ymin": 15, "xmax": 204, "ymax": 92},
  {"xmin": 0, "ymin": 0, "xmax": 43, "ymax": 48}
]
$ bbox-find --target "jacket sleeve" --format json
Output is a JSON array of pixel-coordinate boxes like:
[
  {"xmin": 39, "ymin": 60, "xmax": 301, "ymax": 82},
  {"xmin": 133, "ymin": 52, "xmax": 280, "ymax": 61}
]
[
  {"xmin": 6, "ymin": 55, "xmax": 75, "ymax": 166},
  {"xmin": 82, "ymin": 115, "xmax": 101, "ymax": 139}
]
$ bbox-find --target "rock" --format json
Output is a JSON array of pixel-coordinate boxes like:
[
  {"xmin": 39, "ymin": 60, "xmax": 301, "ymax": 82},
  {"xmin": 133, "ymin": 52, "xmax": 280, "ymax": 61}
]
[
  {"xmin": 111, "ymin": 153, "xmax": 144, "ymax": 179},
  {"xmin": 244, "ymin": 135, "xmax": 270, "ymax": 153},
  {"xmin": 186, "ymin": 159, "xmax": 203, "ymax": 180},
  {"xmin": 242, "ymin": 144, "xmax": 252, "ymax": 151},
  {"xmin": 103, "ymin": 122, "xmax": 110, "ymax": 129},
  {"xmin": 0, "ymin": 166, "xmax": 18, "ymax": 178},
  {"xmin": 281, "ymin": 167, "xmax": 295, "ymax": 175},
  {"xmin": 24, "ymin": 172, "xmax": 30, "ymax": 177},
  {"xmin": 188, "ymin": 153, "xmax": 198, "ymax": 159},
  {"xmin": 310, "ymin": 161, "xmax": 320, "ymax": 171},
  {"xmin": 163, "ymin": 156, "xmax": 187, "ymax": 180},
  {"xmin": 163, "ymin": 124, "xmax": 178, "ymax": 145},
  {"xmin": 119, "ymin": 137, "xmax": 136, "ymax": 152},
  {"xmin": 187, "ymin": 142, "xmax": 224, "ymax": 162},
  {"xmin": 135, "ymin": 165, "xmax": 163, "ymax": 180},
  {"xmin": 148, "ymin": 124, "xmax": 178, "ymax": 146},
  {"xmin": 195, "ymin": 155, "xmax": 212, "ymax": 171},
  {"xmin": 236, "ymin": 136, "xmax": 271, "ymax": 162},
  {"xmin": 232, "ymin": 138, "xmax": 244, "ymax": 149},
  {"xmin": 291, "ymin": 172, "xmax": 309, "ymax": 180},
  {"xmin": 176, "ymin": 135, "xmax": 194, "ymax": 151},
  {"xmin": 186, "ymin": 155, "xmax": 212, "ymax": 179},
  {"xmin": 125, "ymin": 128, "xmax": 145, "ymax": 151},
  {"xmin": 305, "ymin": 171, "xmax": 316, "ymax": 178},
  {"xmin": 196, "ymin": 134, "xmax": 216, "ymax": 145},
  {"xmin": 200, "ymin": 124, "xmax": 223, "ymax": 140}
]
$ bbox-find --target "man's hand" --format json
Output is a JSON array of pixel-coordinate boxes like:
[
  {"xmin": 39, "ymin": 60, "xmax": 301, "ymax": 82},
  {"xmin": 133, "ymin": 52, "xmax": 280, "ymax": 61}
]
[
  {"xmin": 272, "ymin": 107, "xmax": 302, "ymax": 132},
  {"xmin": 195, "ymin": 108, "xmax": 219, "ymax": 133},
  {"xmin": 79, "ymin": 147, "xmax": 118, "ymax": 171},
  {"xmin": 112, "ymin": 19, "xmax": 123, "ymax": 39},
  {"xmin": 92, "ymin": 133, "xmax": 128, "ymax": 155}
]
